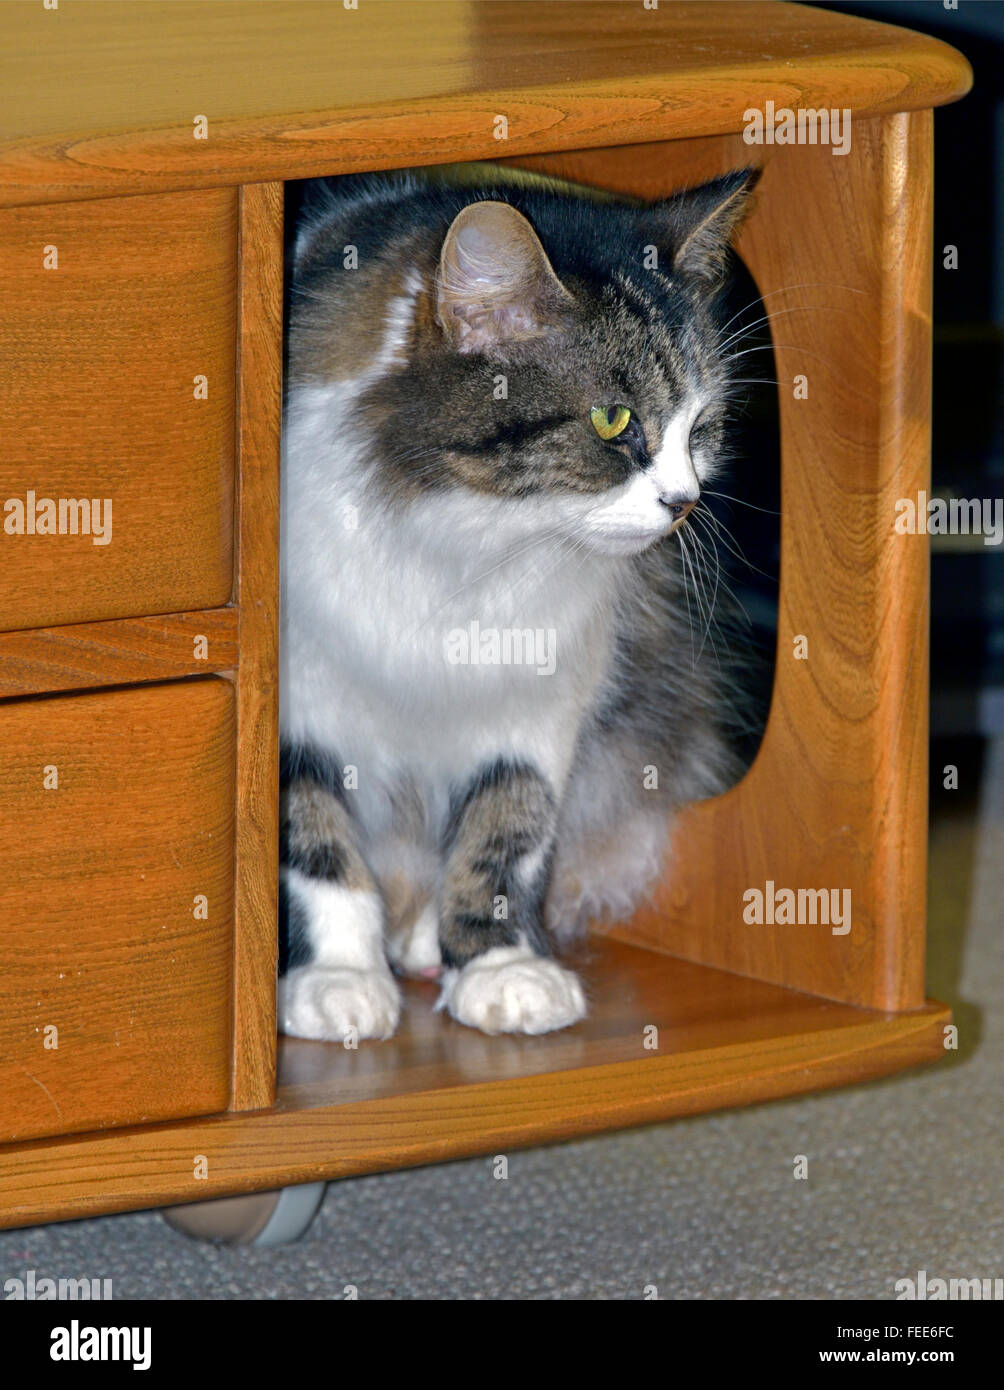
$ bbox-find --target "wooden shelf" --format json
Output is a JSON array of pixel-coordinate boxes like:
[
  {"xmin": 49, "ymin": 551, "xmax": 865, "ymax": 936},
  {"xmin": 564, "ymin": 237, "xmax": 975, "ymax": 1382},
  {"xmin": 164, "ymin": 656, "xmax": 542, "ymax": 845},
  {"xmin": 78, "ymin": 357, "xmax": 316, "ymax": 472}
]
[
  {"xmin": 277, "ymin": 937, "xmax": 945, "ymax": 1104},
  {"xmin": 0, "ymin": 938, "xmax": 948, "ymax": 1230}
]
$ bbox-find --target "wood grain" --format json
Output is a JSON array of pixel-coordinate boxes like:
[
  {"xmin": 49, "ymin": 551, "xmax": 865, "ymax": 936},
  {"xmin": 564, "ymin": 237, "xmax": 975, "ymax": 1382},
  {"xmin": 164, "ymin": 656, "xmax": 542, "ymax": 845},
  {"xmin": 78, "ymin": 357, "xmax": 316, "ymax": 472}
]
[
  {"xmin": 0, "ymin": 188, "xmax": 237, "ymax": 632},
  {"xmin": 0, "ymin": 608, "xmax": 238, "ymax": 699},
  {"xmin": 0, "ymin": 1, "xmax": 971, "ymax": 207},
  {"xmin": 0, "ymin": 679, "xmax": 235, "ymax": 1145},
  {"xmin": 506, "ymin": 116, "xmax": 933, "ymax": 1013},
  {"xmin": 229, "ymin": 183, "xmax": 283, "ymax": 1113},
  {"xmin": 0, "ymin": 938, "xmax": 950, "ymax": 1230},
  {"xmin": 0, "ymin": 0, "xmax": 967, "ymax": 1217}
]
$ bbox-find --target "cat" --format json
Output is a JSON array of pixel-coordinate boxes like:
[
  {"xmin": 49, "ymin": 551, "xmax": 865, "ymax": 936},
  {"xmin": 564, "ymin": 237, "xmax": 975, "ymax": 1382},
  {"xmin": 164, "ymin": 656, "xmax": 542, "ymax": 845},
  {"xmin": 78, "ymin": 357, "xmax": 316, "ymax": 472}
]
[{"xmin": 279, "ymin": 165, "xmax": 758, "ymax": 1041}]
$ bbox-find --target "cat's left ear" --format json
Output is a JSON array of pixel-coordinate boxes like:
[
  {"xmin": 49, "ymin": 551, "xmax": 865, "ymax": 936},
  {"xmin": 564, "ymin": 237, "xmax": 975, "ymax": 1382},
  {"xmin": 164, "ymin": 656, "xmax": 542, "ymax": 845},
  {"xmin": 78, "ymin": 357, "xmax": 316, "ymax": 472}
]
[
  {"xmin": 647, "ymin": 168, "xmax": 760, "ymax": 281},
  {"xmin": 436, "ymin": 200, "xmax": 575, "ymax": 354}
]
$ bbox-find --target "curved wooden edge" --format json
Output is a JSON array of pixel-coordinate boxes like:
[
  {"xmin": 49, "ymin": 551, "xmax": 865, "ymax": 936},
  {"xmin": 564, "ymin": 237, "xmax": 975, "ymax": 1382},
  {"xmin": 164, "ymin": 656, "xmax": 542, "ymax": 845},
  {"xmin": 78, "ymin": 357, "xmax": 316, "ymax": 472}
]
[
  {"xmin": 0, "ymin": 14, "xmax": 971, "ymax": 208},
  {"xmin": 0, "ymin": 999, "xmax": 949, "ymax": 1230},
  {"xmin": 647, "ymin": 114, "xmax": 931, "ymax": 1013}
]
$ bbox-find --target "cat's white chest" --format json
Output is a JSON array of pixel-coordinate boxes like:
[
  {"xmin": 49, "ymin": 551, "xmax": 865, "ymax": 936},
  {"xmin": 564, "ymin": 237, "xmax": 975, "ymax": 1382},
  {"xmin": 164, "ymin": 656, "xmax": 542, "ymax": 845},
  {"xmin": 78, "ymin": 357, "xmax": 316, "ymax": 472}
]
[
  {"xmin": 286, "ymin": 517, "xmax": 607, "ymax": 771},
  {"xmin": 281, "ymin": 385, "xmax": 617, "ymax": 821}
]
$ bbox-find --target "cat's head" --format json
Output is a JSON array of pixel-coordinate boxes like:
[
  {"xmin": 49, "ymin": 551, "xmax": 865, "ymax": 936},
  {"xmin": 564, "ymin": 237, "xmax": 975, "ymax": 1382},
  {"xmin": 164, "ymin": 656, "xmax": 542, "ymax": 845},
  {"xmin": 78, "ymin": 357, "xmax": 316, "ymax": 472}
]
[{"xmin": 292, "ymin": 169, "xmax": 759, "ymax": 559}]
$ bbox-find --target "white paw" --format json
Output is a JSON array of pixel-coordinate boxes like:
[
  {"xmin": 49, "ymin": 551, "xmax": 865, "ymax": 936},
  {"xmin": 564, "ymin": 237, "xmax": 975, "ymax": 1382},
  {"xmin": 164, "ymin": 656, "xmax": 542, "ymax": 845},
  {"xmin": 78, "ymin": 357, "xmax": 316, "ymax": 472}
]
[
  {"xmin": 386, "ymin": 902, "xmax": 442, "ymax": 979},
  {"xmin": 279, "ymin": 965, "xmax": 401, "ymax": 1042},
  {"xmin": 437, "ymin": 945, "xmax": 586, "ymax": 1036}
]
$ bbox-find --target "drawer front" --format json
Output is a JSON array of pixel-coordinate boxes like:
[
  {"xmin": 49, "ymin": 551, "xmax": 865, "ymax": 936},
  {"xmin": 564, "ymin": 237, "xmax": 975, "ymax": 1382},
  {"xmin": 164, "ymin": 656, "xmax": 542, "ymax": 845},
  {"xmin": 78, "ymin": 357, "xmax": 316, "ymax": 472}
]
[
  {"xmin": 0, "ymin": 678, "xmax": 235, "ymax": 1143},
  {"xmin": 0, "ymin": 188, "xmax": 236, "ymax": 632}
]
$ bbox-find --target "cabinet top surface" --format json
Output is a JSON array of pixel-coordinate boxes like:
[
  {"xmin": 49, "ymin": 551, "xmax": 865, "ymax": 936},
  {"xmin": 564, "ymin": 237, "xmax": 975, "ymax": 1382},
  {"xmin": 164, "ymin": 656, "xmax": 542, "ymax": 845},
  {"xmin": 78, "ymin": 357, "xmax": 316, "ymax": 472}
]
[{"xmin": 0, "ymin": 0, "xmax": 971, "ymax": 206}]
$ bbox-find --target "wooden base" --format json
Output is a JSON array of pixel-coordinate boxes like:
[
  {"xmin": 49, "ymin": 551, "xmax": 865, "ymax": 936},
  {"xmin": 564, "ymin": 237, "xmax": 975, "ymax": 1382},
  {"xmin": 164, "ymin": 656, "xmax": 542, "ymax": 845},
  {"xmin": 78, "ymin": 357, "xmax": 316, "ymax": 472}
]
[{"xmin": 0, "ymin": 938, "xmax": 949, "ymax": 1231}]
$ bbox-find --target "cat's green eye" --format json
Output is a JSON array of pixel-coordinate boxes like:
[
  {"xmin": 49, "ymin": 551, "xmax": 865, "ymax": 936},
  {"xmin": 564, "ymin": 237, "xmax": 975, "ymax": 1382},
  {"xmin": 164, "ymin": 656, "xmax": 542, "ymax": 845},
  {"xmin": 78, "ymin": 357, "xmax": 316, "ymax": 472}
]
[{"xmin": 590, "ymin": 404, "xmax": 632, "ymax": 441}]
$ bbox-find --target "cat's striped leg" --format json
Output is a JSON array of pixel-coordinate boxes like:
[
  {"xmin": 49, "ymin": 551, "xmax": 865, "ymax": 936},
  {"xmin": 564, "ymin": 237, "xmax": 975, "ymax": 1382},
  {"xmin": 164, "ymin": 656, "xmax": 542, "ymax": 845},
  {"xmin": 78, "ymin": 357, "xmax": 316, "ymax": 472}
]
[
  {"xmin": 279, "ymin": 775, "xmax": 400, "ymax": 1042},
  {"xmin": 436, "ymin": 759, "xmax": 586, "ymax": 1035}
]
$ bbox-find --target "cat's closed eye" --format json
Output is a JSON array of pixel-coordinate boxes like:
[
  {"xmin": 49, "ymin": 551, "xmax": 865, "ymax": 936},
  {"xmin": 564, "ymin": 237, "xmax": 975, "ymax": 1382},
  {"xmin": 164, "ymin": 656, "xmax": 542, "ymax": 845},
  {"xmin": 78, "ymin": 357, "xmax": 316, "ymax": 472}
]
[{"xmin": 689, "ymin": 412, "xmax": 716, "ymax": 440}]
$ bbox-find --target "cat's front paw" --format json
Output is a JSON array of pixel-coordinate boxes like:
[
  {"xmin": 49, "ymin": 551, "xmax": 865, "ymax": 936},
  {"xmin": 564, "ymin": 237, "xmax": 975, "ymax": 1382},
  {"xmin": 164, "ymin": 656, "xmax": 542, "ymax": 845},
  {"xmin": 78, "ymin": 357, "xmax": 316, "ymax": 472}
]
[
  {"xmin": 279, "ymin": 965, "xmax": 401, "ymax": 1042},
  {"xmin": 437, "ymin": 945, "xmax": 586, "ymax": 1036}
]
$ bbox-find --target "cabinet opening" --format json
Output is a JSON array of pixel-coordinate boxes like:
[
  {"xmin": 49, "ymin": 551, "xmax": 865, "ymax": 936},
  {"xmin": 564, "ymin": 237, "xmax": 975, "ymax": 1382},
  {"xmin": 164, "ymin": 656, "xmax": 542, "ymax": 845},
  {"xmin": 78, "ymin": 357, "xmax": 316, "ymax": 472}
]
[{"xmin": 276, "ymin": 166, "xmax": 779, "ymax": 1066}]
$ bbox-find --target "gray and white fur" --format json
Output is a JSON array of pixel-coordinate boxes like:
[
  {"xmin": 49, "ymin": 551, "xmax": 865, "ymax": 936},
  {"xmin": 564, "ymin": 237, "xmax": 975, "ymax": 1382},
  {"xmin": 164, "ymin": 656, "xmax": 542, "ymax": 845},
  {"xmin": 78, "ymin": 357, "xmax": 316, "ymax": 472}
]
[{"xmin": 280, "ymin": 166, "xmax": 758, "ymax": 1040}]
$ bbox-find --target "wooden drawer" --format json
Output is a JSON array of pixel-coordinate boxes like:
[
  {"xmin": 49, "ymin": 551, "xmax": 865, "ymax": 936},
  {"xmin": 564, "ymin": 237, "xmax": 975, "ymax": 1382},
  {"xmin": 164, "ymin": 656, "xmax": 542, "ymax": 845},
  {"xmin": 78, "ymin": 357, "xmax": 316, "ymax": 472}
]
[
  {"xmin": 0, "ymin": 188, "xmax": 236, "ymax": 633},
  {"xmin": 0, "ymin": 678, "xmax": 236, "ymax": 1144}
]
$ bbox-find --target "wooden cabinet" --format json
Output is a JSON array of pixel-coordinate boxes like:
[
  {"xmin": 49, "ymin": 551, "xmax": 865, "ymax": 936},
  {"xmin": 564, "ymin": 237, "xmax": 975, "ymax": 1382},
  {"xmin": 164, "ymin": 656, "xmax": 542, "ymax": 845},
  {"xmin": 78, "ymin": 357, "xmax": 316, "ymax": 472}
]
[
  {"xmin": 0, "ymin": 1, "xmax": 972, "ymax": 1233},
  {"xmin": 0, "ymin": 190, "xmax": 236, "ymax": 631},
  {"xmin": 0, "ymin": 679, "xmax": 235, "ymax": 1144}
]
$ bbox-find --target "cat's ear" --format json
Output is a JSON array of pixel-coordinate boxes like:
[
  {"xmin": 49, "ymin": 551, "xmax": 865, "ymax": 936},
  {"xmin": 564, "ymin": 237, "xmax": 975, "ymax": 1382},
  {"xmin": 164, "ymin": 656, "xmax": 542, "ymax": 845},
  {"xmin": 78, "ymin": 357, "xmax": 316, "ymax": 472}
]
[
  {"xmin": 648, "ymin": 169, "xmax": 760, "ymax": 281},
  {"xmin": 436, "ymin": 201, "xmax": 574, "ymax": 353}
]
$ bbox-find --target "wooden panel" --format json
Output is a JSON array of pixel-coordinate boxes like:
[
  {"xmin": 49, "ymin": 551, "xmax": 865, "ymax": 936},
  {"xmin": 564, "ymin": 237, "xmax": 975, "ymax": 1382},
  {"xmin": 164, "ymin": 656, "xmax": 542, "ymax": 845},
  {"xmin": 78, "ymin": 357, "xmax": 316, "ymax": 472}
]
[
  {"xmin": 0, "ymin": 1, "xmax": 970, "ymax": 207},
  {"xmin": 230, "ymin": 183, "xmax": 282, "ymax": 1112},
  {"xmin": 0, "ymin": 188, "xmax": 237, "ymax": 631},
  {"xmin": 0, "ymin": 608, "xmax": 238, "ymax": 699},
  {"xmin": 0, "ymin": 938, "xmax": 949, "ymax": 1230},
  {"xmin": 506, "ymin": 116, "xmax": 932, "ymax": 1012},
  {"xmin": 0, "ymin": 678, "xmax": 235, "ymax": 1144}
]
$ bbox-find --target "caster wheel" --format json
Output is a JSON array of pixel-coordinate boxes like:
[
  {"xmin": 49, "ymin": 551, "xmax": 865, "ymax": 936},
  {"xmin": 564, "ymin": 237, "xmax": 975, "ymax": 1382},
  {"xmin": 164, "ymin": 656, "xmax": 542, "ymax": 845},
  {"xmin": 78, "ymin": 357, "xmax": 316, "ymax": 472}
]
[{"xmin": 162, "ymin": 1182, "xmax": 326, "ymax": 1246}]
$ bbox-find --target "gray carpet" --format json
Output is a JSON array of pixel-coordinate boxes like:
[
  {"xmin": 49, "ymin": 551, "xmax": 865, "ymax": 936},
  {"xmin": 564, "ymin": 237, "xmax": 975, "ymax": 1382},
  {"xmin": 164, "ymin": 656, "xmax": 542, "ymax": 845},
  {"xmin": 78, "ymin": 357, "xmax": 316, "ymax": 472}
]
[{"xmin": 2, "ymin": 741, "xmax": 1000, "ymax": 1300}]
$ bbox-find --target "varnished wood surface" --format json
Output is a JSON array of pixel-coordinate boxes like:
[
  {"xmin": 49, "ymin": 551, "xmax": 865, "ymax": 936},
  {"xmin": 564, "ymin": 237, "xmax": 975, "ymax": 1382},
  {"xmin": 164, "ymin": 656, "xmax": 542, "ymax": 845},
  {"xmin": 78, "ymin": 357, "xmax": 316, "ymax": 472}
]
[
  {"xmin": 274, "ymin": 937, "xmax": 935, "ymax": 1106},
  {"xmin": 0, "ymin": 1, "xmax": 965, "ymax": 1215},
  {"xmin": 506, "ymin": 116, "xmax": 933, "ymax": 1014},
  {"xmin": 230, "ymin": 183, "xmax": 283, "ymax": 1113},
  {"xmin": 0, "ymin": 608, "xmax": 238, "ymax": 699},
  {"xmin": 0, "ymin": 188, "xmax": 237, "ymax": 631},
  {"xmin": 0, "ymin": 679, "xmax": 236, "ymax": 1146},
  {"xmin": 0, "ymin": 1, "xmax": 971, "ymax": 207},
  {"xmin": 0, "ymin": 938, "xmax": 949, "ymax": 1229}
]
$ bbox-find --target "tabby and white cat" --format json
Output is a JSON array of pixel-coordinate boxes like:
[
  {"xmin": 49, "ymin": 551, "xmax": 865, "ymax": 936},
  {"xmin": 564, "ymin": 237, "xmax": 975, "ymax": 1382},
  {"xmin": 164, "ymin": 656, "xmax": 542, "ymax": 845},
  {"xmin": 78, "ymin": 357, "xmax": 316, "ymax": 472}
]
[{"xmin": 280, "ymin": 166, "xmax": 757, "ymax": 1041}]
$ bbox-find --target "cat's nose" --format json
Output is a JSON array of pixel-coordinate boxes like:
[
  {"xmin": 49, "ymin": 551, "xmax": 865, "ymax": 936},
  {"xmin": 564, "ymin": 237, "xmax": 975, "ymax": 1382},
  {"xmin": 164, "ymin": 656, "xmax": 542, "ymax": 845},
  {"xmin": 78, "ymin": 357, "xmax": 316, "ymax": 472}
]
[{"xmin": 659, "ymin": 495, "xmax": 697, "ymax": 523}]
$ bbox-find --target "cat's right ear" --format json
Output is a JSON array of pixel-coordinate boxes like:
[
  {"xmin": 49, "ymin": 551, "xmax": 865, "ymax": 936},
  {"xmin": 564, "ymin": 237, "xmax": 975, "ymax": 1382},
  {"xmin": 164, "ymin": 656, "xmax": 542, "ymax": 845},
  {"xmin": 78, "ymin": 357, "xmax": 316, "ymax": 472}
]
[
  {"xmin": 436, "ymin": 201, "xmax": 574, "ymax": 354},
  {"xmin": 648, "ymin": 168, "xmax": 760, "ymax": 281}
]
